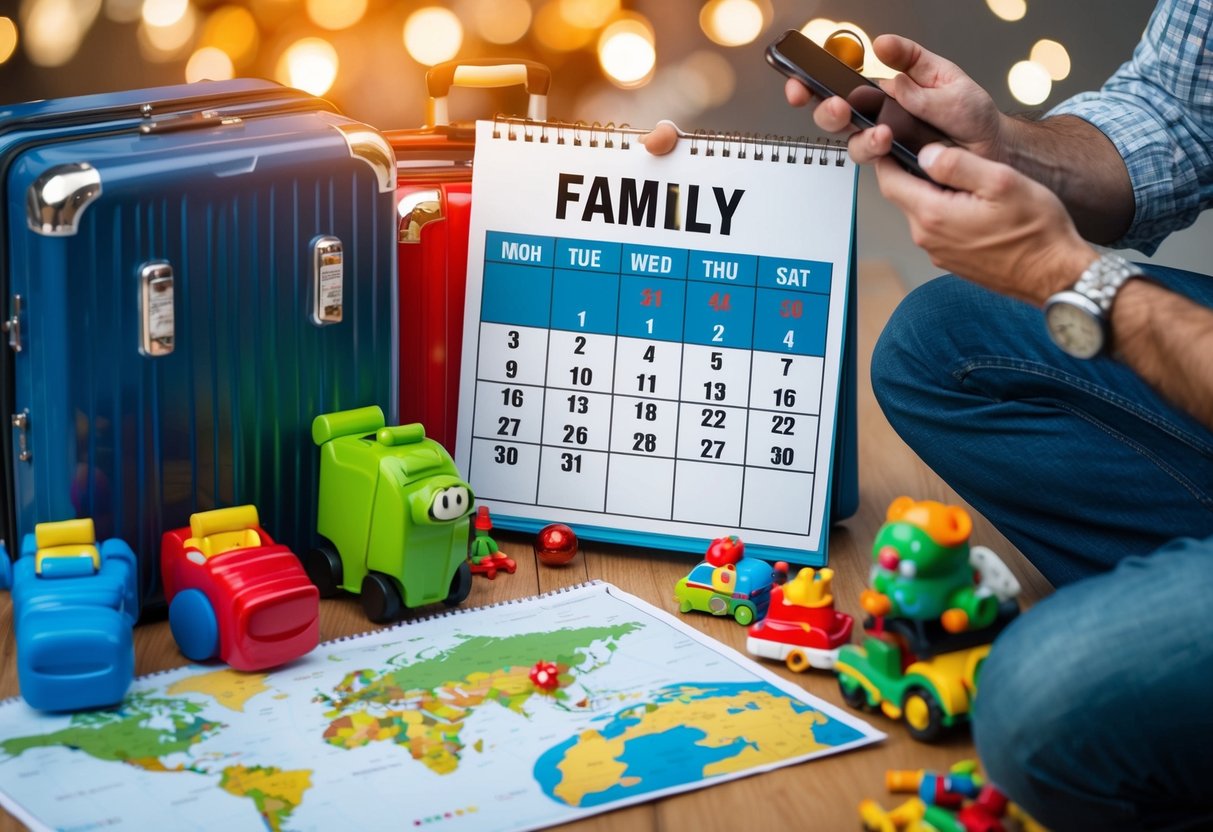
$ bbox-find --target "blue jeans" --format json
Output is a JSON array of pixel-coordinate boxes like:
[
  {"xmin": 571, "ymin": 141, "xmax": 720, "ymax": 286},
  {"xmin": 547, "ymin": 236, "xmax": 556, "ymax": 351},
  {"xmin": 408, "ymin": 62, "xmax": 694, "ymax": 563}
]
[{"xmin": 870, "ymin": 267, "xmax": 1213, "ymax": 830}]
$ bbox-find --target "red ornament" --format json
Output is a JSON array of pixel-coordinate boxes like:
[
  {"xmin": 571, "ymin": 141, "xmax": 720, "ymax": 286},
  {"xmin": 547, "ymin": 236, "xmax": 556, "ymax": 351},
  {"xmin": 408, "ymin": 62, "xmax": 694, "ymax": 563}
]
[
  {"xmin": 705, "ymin": 535, "xmax": 744, "ymax": 567},
  {"xmin": 535, "ymin": 523, "xmax": 578, "ymax": 566},
  {"xmin": 529, "ymin": 660, "xmax": 561, "ymax": 691}
]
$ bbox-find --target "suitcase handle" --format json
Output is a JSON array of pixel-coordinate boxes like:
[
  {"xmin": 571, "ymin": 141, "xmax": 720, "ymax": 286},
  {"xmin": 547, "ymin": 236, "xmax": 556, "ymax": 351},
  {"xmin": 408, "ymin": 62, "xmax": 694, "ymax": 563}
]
[{"xmin": 425, "ymin": 59, "xmax": 550, "ymax": 126}]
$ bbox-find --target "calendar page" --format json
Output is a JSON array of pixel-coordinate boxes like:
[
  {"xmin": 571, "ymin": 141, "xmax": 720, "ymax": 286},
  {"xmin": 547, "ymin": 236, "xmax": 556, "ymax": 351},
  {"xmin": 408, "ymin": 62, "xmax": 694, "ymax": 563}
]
[{"xmin": 454, "ymin": 120, "xmax": 857, "ymax": 565}]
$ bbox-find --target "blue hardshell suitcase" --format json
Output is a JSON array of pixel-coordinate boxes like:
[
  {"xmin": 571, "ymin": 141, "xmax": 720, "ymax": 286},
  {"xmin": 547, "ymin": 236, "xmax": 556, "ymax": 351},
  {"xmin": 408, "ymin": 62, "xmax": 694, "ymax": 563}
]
[{"xmin": 0, "ymin": 79, "xmax": 398, "ymax": 612}]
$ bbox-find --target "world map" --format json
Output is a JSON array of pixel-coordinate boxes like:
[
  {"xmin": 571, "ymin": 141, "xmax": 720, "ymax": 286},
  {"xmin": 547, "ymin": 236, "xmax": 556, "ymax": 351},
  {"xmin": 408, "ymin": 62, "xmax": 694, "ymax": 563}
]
[{"xmin": 0, "ymin": 582, "xmax": 881, "ymax": 832}]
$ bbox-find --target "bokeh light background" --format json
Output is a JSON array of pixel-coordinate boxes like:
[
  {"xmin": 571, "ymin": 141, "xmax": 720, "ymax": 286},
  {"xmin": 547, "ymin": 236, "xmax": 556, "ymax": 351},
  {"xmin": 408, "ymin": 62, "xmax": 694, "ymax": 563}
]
[{"xmin": 1, "ymin": 0, "xmax": 1204, "ymax": 281}]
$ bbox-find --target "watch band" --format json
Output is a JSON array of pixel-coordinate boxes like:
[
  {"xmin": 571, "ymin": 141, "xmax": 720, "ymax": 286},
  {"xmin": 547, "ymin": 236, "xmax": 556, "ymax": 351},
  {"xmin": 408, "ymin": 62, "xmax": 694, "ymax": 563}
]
[{"xmin": 1072, "ymin": 251, "xmax": 1141, "ymax": 315}]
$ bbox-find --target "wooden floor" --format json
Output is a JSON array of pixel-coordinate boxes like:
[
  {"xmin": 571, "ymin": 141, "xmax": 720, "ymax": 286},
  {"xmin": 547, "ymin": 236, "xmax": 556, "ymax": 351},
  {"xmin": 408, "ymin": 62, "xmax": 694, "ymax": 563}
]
[{"xmin": 0, "ymin": 261, "xmax": 1052, "ymax": 831}]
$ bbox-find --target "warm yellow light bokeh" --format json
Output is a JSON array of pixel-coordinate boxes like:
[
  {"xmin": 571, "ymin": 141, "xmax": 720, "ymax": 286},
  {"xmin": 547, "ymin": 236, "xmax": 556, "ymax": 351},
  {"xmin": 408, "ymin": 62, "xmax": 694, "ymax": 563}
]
[
  {"xmin": 533, "ymin": 0, "xmax": 595, "ymax": 52},
  {"xmin": 987, "ymin": 0, "xmax": 1027, "ymax": 22},
  {"xmin": 598, "ymin": 16, "xmax": 655, "ymax": 88},
  {"xmin": 1030, "ymin": 38, "xmax": 1071, "ymax": 81},
  {"xmin": 1008, "ymin": 59, "xmax": 1051, "ymax": 105},
  {"xmin": 471, "ymin": 0, "xmax": 531, "ymax": 44},
  {"xmin": 403, "ymin": 7, "xmax": 463, "ymax": 66},
  {"xmin": 0, "ymin": 17, "xmax": 18, "ymax": 65},
  {"xmin": 141, "ymin": 0, "xmax": 188, "ymax": 28},
  {"xmin": 558, "ymin": 0, "xmax": 618, "ymax": 29},
  {"xmin": 276, "ymin": 37, "xmax": 339, "ymax": 95},
  {"xmin": 22, "ymin": 0, "xmax": 99, "ymax": 67},
  {"xmin": 307, "ymin": 0, "xmax": 367, "ymax": 32},
  {"xmin": 200, "ymin": 5, "xmax": 258, "ymax": 64},
  {"xmin": 185, "ymin": 45, "xmax": 234, "ymax": 81},
  {"xmin": 138, "ymin": 2, "xmax": 196, "ymax": 58},
  {"xmin": 700, "ymin": 0, "xmax": 765, "ymax": 48}
]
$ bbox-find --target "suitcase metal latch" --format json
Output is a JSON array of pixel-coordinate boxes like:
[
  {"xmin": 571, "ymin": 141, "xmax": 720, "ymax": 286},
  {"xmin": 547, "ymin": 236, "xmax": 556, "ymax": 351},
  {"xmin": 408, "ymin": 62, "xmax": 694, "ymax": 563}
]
[
  {"xmin": 139, "ymin": 262, "xmax": 175, "ymax": 357},
  {"xmin": 2, "ymin": 295, "xmax": 20, "ymax": 352},
  {"xmin": 11, "ymin": 410, "xmax": 30, "ymax": 463},
  {"xmin": 312, "ymin": 237, "xmax": 344, "ymax": 325},
  {"xmin": 398, "ymin": 189, "xmax": 444, "ymax": 243}
]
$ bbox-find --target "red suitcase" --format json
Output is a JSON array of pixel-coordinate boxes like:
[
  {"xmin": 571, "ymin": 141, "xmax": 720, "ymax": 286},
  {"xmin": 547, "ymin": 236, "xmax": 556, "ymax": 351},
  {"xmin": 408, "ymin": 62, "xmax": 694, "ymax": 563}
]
[{"xmin": 388, "ymin": 59, "xmax": 550, "ymax": 452}]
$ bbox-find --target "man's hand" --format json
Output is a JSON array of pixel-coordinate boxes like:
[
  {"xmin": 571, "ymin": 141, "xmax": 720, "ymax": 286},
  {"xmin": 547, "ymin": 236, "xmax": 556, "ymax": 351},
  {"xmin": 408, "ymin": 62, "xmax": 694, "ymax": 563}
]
[
  {"xmin": 875, "ymin": 143, "xmax": 1097, "ymax": 306},
  {"xmin": 790, "ymin": 34, "xmax": 1006, "ymax": 165}
]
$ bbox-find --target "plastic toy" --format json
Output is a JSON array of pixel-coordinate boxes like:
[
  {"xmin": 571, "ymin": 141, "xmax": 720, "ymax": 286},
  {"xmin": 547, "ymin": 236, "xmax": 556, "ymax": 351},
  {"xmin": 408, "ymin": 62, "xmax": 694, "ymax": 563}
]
[
  {"xmin": 863, "ymin": 497, "xmax": 1000, "ymax": 633},
  {"xmin": 304, "ymin": 406, "xmax": 475, "ymax": 623},
  {"xmin": 529, "ymin": 660, "xmax": 561, "ymax": 692},
  {"xmin": 468, "ymin": 505, "xmax": 516, "ymax": 579},
  {"xmin": 837, "ymin": 497, "xmax": 1022, "ymax": 742},
  {"xmin": 535, "ymin": 523, "xmax": 578, "ymax": 566},
  {"xmin": 161, "ymin": 505, "xmax": 320, "ymax": 671},
  {"xmin": 673, "ymin": 535, "xmax": 777, "ymax": 626},
  {"xmin": 746, "ymin": 566, "xmax": 853, "ymax": 671},
  {"xmin": 860, "ymin": 761, "xmax": 1017, "ymax": 832},
  {"xmin": 0, "ymin": 518, "xmax": 137, "ymax": 711}
]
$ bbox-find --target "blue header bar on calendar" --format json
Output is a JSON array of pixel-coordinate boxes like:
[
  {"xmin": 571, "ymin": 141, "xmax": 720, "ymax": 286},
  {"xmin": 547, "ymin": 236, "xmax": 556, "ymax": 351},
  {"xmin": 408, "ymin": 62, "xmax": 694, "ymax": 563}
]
[
  {"xmin": 487, "ymin": 231, "xmax": 554, "ymax": 267},
  {"xmin": 688, "ymin": 251, "xmax": 758, "ymax": 286},
  {"xmin": 555, "ymin": 238, "xmax": 621, "ymax": 272},
  {"xmin": 621, "ymin": 244, "xmax": 689, "ymax": 278},
  {"xmin": 757, "ymin": 256, "xmax": 833, "ymax": 294}
]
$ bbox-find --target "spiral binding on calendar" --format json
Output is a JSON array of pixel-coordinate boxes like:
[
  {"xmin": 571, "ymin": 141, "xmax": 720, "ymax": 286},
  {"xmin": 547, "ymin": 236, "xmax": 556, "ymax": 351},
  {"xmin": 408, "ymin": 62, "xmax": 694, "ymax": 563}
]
[{"xmin": 490, "ymin": 115, "xmax": 849, "ymax": 167}]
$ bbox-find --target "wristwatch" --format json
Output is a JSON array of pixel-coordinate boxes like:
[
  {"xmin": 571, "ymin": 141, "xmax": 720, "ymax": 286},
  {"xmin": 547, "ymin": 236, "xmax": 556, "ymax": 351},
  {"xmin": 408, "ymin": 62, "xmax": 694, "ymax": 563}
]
[{"xmin": 1043, "ymin": 251, "xmax": 1144, "ymax": 359}]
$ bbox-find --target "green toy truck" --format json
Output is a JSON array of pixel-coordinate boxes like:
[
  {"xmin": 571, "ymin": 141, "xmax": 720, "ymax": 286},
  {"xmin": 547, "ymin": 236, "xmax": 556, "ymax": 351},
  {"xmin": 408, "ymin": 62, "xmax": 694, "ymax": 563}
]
[{"xmin": 302, "ymin": 406, "xmax": 475, "ymax": 623}]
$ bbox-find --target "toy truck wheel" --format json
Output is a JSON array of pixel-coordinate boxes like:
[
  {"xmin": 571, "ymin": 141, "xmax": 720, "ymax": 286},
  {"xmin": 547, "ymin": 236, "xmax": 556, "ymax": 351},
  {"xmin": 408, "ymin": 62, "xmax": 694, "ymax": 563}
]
[
  {"xmin": 444, "ymin": 561, "xmax": 472, "ymax": 607},
  {"xmin": 361, "ymin": 572, "xmax": 403, "ymax": 623},
  {"xmin": 169, "ymin": 589, "xmax": 220, "ymax": 662},
  {"xmin": 902, "ymin": 686, "xmax": 946, "ymax": 743},
  {"xmin": 301, "ymin": 540, "xmax": 343, "ymax": 598},
  {"xmin": 838, "ymin": 674, "xmax": 871, "ymax": 710},
  {"xmin": 786, "ymin": 649, "xmax": 811, "ymax": 674},
  {"xmin": 732, "ymin": 604, "xmax": 755, "ymax": 626}
]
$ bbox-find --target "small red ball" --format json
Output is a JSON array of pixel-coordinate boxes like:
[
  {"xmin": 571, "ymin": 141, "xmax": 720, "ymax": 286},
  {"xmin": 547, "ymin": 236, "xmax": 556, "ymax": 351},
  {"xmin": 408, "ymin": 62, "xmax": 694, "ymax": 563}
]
[{"xmin": 535, "ymin": 523, "xmax": 578, "ymax": 566}]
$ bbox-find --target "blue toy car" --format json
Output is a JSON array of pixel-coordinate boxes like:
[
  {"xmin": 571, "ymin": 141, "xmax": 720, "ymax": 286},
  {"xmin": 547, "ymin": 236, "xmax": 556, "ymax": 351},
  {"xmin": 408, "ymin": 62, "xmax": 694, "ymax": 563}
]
[
  {"xmin": 673, "ymin": 535, "xmax": 777, "ymax": 626},
  {"xmin": 0, "ymin": 518, "xmax": 138, "ymax": 711}
]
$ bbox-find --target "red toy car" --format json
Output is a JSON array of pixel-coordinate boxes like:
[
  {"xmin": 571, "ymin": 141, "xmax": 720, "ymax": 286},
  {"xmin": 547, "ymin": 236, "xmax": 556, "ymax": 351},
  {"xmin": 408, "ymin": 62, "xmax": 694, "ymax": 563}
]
[
  {"xmin": 746, "ymin": 567, "xmax": 853, "ymax": 672},
  {"xmin": 161, "ymin": 505, "xmax": 319, "ymax": 671}
]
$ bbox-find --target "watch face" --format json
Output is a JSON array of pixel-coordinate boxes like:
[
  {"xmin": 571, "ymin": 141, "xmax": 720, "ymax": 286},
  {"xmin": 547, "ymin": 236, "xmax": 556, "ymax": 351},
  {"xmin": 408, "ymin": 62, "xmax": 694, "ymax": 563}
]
[{"xmin": 1045, "ymin": 297, "xmax": 1104, "ymax": 359}]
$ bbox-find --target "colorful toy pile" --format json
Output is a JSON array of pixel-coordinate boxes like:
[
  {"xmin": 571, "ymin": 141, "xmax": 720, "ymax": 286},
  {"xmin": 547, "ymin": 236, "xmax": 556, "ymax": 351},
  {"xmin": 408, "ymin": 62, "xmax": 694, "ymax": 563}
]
[{"xmin": 859, "ymin": 760, "xmax": 1045, "ymax": 832}]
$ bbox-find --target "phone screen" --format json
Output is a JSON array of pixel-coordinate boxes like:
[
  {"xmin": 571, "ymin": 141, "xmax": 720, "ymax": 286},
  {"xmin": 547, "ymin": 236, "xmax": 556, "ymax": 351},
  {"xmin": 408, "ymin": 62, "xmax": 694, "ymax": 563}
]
[{"xmin": 766, "ymin": 30, "xmax": 949, "ymax": 168}]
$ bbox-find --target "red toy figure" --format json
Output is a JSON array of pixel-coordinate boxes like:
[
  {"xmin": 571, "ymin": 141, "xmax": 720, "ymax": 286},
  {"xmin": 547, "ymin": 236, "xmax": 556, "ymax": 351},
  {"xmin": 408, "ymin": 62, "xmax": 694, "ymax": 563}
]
[
  {"xmin": 161, "ymin": 505, "xmax": 319, "ymax": 671},
  {"xmin": 468, "ymin": 505, "xmax": 516, "ymax": 579}
]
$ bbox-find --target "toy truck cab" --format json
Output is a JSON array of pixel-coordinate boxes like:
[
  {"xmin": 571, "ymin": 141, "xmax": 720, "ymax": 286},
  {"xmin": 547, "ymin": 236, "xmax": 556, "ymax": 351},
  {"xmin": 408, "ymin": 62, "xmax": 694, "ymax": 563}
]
[
  {"xmin": 0, "ymin": 518, "xmax": 138, "ymax": 711},
  {"xmin": 161, "ymin": 505, "xmax": 320, "ymax": 671},
  {"xmin": 305, "ymin": 406, "xmax": 475, "ymax": 623}
]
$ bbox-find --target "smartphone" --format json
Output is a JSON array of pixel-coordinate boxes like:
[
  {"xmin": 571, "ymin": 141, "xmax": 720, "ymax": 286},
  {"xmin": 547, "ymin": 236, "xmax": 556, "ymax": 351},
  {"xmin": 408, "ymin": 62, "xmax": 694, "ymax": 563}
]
[{"xmin": 765, "ymin": 28, "xmax": 950, "ymax": 182}]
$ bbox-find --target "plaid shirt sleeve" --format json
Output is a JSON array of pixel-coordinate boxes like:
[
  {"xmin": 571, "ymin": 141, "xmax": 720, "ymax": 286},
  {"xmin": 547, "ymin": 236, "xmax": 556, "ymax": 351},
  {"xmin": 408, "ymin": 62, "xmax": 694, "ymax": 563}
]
[{"xmin": 1047, "ymin": 0, "xmax": 1213, "ymax": 255}]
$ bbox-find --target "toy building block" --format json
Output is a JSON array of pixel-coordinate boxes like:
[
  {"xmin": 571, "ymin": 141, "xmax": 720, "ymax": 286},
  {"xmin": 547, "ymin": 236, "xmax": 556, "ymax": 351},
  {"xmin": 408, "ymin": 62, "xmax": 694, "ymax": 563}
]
[
  {"xmin": 1, "ymin": 518, "xmax": 138, "ymax": 711},
  {"xmin": 862, "ymin": 762, "xmax": 1013, "ymax": 832},
  {"xmin": 674, "ymin": 535, "xmax": 778, "ymax": 626},
  {"xmin": 306, "ymin": 406, "xmax": 475, "ymax": 623},
  {"xmin": 746, "ymin": 567, "xmax": 854, "ymax": 671},
  {"xmin": 161, "ymin": 505, "xmax": 319, "ymax": 671}
]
